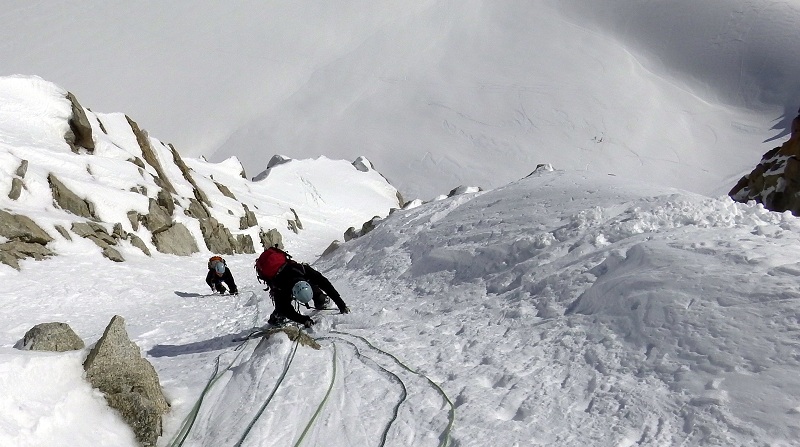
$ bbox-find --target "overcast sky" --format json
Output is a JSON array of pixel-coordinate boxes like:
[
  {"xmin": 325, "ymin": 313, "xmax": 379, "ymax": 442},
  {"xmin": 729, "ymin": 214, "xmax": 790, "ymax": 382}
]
[{"xmin": 1, "ymin": 1, "xmax": 798, "ymax": 199}]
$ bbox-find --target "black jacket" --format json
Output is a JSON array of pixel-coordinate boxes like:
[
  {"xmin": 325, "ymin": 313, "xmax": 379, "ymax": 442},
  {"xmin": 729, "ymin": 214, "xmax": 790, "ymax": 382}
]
[
  {"xmin": 206, "ymin": 267, "xmax": 238, "ymax": 293},
  {"xmin": 270, "ymin": 261, "xmax": 346, "ymax": 323}
]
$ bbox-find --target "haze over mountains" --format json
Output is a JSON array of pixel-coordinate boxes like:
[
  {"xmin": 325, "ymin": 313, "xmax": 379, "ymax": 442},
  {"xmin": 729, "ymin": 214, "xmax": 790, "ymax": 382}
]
[
  {"xmin": 2, "ymin": 1, "xmax": 798, "ymax": 199},
  {"xmin": 3, "ymin": 2, "xmax": 800, "ymax": 446}
]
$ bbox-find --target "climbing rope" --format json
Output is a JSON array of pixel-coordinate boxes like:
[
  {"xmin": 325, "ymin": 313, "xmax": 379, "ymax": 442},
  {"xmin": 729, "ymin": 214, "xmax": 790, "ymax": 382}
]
[
  {"xmin": 316, "ymin": 336, "xmax": 407, "ymax": 447},
  {"xmin": 330, "ymin": 330, "xmax": 455, "ymax": 447},
  {"xmin": 167, "ymin": 289, "xmax": 264, "ymax": 447},
  {"xmin": 165, "ymin": 294, "xmax": 453, "ymax": 447},
  {"xmin": 233, "ymin": 336, "xmax": 302, "ymax": 447},
  {"xmin": 166, "ymin": 337, "xmax": 251, "ymax": 447},
  {"xmin": 293, "ymin": 343, "xmax": 338, "ymax": 446}
]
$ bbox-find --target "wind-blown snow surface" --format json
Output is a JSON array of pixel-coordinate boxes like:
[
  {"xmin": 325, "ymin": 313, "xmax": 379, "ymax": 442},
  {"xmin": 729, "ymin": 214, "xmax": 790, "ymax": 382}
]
[
  {"xmin": 3, "ymin": 170, "xmax": 800, "ymax": 446},
  {"xmin": 1, "ymin": 1, "xmax": 796, "ymax": 199}
]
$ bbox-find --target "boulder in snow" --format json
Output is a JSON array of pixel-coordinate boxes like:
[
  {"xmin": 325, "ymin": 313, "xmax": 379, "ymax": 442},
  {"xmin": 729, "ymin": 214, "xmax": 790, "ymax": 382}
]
[
  {"xmin": 18, "ymin": 322, "xmax": 84, "ymax": 351},
  {"xmin": 83, "ymin": 315, "xmax": 169, "ymax": 447}
]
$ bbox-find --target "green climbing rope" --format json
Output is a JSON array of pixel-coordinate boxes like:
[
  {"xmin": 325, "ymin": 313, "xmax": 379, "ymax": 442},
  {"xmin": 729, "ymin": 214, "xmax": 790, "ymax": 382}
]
[
  {"xmin": 233, "ymin": 336, "xmax": 302, "ymax": 447},
  {"xmin": 293, "ymin": 343, "xmax": 338, "ymax": 446},
  {"xmin": 330, "ymin": 330, "xmax": 455, "ymax": 447},
  {"xmin": 317, "ymin": 336, "xmax": 407, "ymax": 447},
  {"xmin": 167, "ymin": 337, "xmax": 251, "ymax": 447}
]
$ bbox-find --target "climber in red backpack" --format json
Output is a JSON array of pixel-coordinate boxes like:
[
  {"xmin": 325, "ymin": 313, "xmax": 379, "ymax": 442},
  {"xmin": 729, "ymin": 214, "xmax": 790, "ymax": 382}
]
[{"xmin": 255, "ymin": 246, "xmax": 350, "ymax": 327}]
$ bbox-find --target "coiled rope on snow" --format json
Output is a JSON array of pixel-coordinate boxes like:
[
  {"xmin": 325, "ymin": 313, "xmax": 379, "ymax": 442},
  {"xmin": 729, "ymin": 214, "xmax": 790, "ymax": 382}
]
[
  {"xmin": 316, "ymin": 336, "xmax": 407, "ymax": 447},
  {"xmin": 329, "ymin": 330, "xmax": 455, "ymax": 447}
]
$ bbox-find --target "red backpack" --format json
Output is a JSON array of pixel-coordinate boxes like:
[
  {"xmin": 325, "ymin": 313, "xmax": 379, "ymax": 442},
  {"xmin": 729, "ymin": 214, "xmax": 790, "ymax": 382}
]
[{"xmin": 255, "ymin": 247, "xmax": 290, "ymax": 282}]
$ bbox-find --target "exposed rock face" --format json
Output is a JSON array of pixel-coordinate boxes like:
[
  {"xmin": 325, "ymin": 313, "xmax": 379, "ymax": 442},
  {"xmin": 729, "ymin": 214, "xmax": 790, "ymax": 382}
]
[
  {"xmin": 54, "ymin": 224, "xmax": 72, "ymax": 240},
  {"xmin": 48, "ymin": 174, "xmax": 95, "ymax": 219},
  {"xmin": 199, "ymin": 217, "xmax": 238, "ymax": 254},
  {"xmin": 287, "ymin": 208, "xmax": 303, "ymax": 234},
  {"xmin": 65, "ymin": 92, "xmax": 94, "ymax": 153},
  {"xmin": 71, "ymin": 221, "xmax": 126, "ymax": 261},
  {"xmin": 215, "ymin": 181, "xmax": 237, "ymax": 200},
  {"xmin": 236, "ymin": 234, "xmax": 255, "ymax": 253},
  {"xmin": 20, "ymin": 322, "xmax": 84, "ymax": 351},
  {"xmin": 129, "ymin": 235, "xmax": 151, "ymax": 256},
  {"xmin": 127, "ymin": 211, "xmax": 141, "ymax": 231},
  {"xmin": 152, "ymin": 223, "xmax": 199, "ymax": 256},
  {"xmin": 127, "ymin": 116, "xmax": 176, "ymax": 195},
  {"xmin": 198, "ymin": 217, "xmax": 256, "ymax": 254},
  {"xmin": 83, "ymin": 315, "xmax": 169, "ymax": 447},
  {"xmin": 0, "ymin": 241, "xmax": 53, "ymax": 270},
  {"xmin": 2, "ymin": 86, "xmax": 402, "ymax": 266},
  {"xmin": 185, "ymin": 199, "xmax": 210, "ymax": 220},
  {"xmin": 0, "ymin": 210, "xmax": 54, "ymax": 269},
  {"xmin": 321, "ymin": 240, "xmax": 341, "ymax": 257},
  {"xmin": 143, "ymin": 198, "xmax": 172, "ymax": 233},
  {"xmin": 168, "ymin": 143, "xmax": 210, "ymax": 206},
  {"xmin": 8, "ymin": 178, "xmax": 23, "ymax": 200},
  {"xmin": 729, "ymin": 128, "xmax": 800, "ymax": 214},
  {"xmin": 0, "ymin": 209, "xmax": 53, "ymax": 244},
  {"xmin": 259, "ymin": 228, "xmax": 283, "ymax": 250},
  {"xmin": 8, "ymin": 160, "xmax": 27, "ymax": 200},
  {"xmin": 15, "ymin": 159, "xmax": 28, "ymax": 177},
  {"xmin": 239, "ymin": 204, "xmax": 258, "ymax": 229},
  {"xmin": 345, "ymin": 216, "xmax": 383, "ymax": 242}
]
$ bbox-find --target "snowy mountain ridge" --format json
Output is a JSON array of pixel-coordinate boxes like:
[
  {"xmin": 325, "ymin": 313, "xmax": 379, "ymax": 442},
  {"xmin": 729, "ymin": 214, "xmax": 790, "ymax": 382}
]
[{"xmin": 0, "ymin": 75, "xmax": 402, "ymax": 269}]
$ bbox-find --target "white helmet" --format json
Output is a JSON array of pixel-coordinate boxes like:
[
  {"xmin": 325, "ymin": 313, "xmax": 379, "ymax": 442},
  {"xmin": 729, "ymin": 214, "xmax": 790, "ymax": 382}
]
[{"xmin": 291, "ymin": 281, "xmax": 313, "ymax": 304}]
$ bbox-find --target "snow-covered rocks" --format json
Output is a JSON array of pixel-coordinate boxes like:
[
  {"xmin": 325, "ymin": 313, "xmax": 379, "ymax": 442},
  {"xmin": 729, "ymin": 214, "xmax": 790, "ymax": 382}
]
[
  {"xmin": 730, "ymin": 125, "xmax": 800, "ymax": 216},
  {"xmin": 0, "ymin": 76, "xmax": 402, "ymax": 268}
]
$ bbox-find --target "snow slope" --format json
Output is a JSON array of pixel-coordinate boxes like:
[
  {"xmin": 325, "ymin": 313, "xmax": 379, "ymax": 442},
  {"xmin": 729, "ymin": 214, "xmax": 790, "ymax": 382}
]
[{"xmin": 3, "ymin": 170, "xmax": 800, "ymax": 446}]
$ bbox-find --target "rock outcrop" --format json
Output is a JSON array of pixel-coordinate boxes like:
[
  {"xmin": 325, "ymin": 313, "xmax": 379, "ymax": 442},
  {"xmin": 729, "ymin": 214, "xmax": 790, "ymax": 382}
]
[
  {"xmin": 83, "ymin": 315, "xmax": 169, "ymax": 447},
  {"xmin": 0, "ymin": 79, "xmax": 403, "ymax": 267},
  {"xmin": 48, "ymin": 174, "xmax": 95, "ymax": 219},
  {"xmin": 152, "ymin": 223, "xmax": 199, "ymax": 256},
  {"xmin": 344, "ymin": 215, "xmax": 383, "ymax": 242},
  {"xmin": 0, "ymin": 209, "xmax": 54, "ymax": 269},
  {"xmin": 730, "ymin": 114, "xmax": 800, "ymax": 215},
  {"xmin": 287, "ymin": 208, "xmax": 303, "ymax": 234},
  {"xmin": 259, "ymin": 228, "xmax": 283, "ymax": 250},
  {"xmin": 65, "ymin": 92, "xmax": 94, "ymax": 153},
  {"xmin": 8, "ymin": 159, "xmax": 28, "ymax": 200},
  {"xmin": 18, "ymin": 322, "xmax": 84, "ymax": 351}
]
